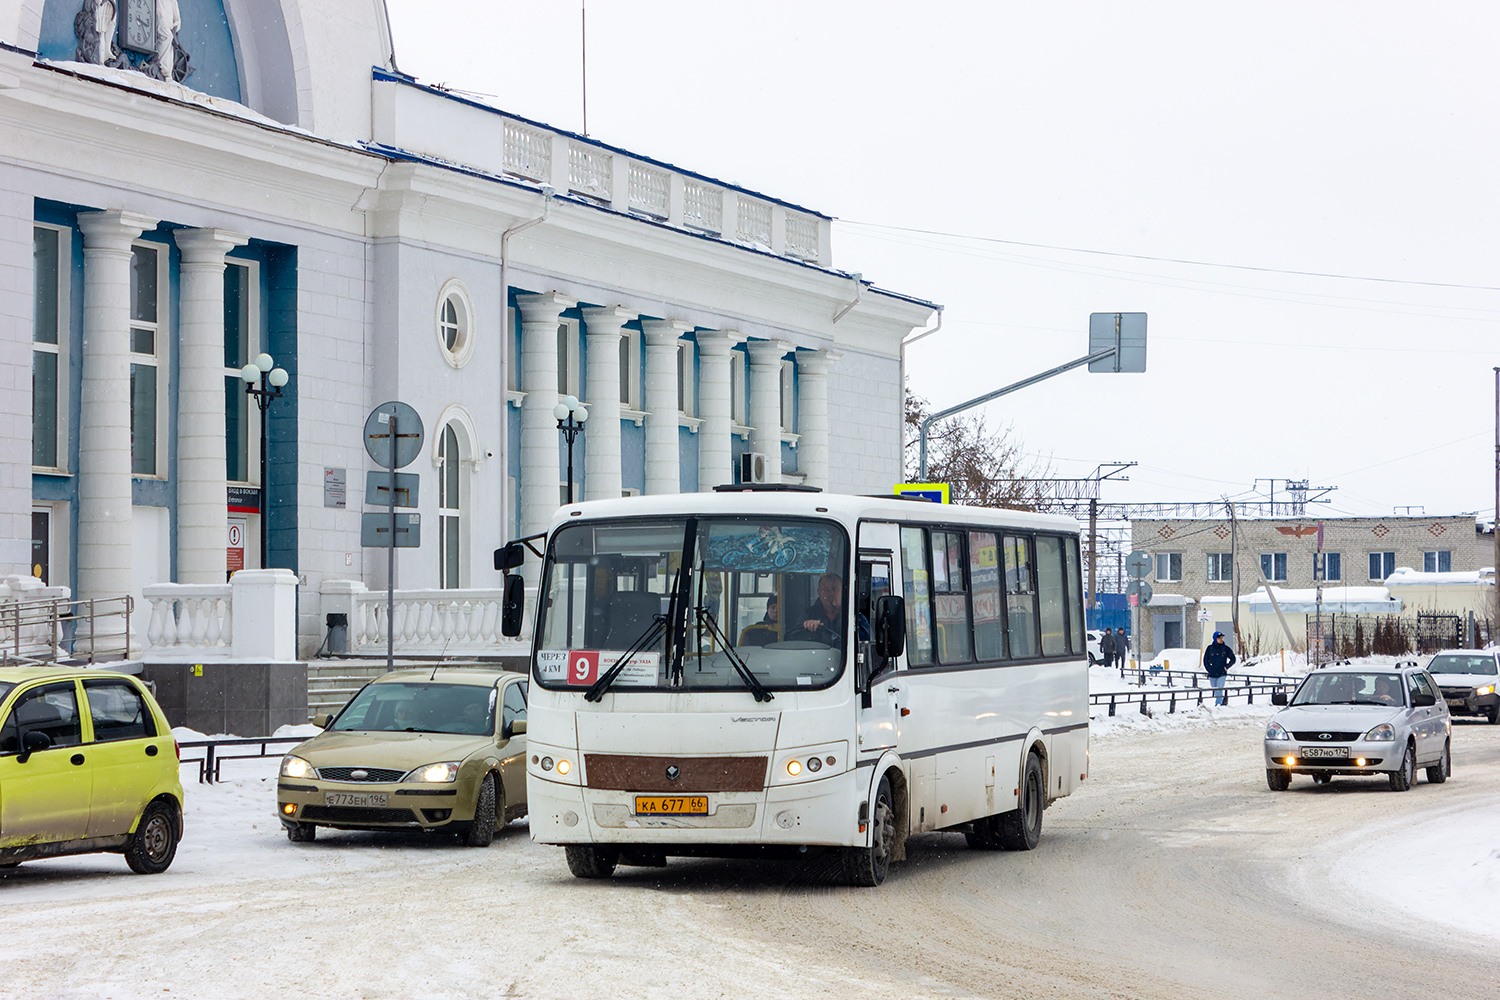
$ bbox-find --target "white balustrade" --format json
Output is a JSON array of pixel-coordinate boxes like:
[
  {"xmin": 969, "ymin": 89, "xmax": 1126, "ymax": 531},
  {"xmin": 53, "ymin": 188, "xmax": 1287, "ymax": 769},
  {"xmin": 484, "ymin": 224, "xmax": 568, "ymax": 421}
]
[
  {"xmin": 143, "ymin": 583, "xmax": 233, "ymax": 655},
  {"xmin": 784, "ymin": 210, "xmax": 818, "ymax": 260},
  {"xmin": 326, "ymin": 582, "xmax": 534, "ymax": 656},
  {"xmin": 628, "ymin": 163, "xmax": 670, "ymax": 218},
  {"xmin": 503, "ymin": 121, "xmax": 552, "ymax": 180},
  {"xmin": 684, "ymin": 181, "xmax": 722, "ymax": 232},
  {"xmin": 736, "ymin": 196, "xmax": 772, "ymax": 247},
  {"xmin": 569, "ymin": 145, "xmax": 613, "ymax": 201}
]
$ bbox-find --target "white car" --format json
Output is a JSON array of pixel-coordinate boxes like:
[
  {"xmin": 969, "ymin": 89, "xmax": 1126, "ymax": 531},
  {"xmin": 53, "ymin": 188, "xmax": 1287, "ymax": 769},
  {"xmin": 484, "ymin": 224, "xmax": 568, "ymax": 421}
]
[
  {"xmin": 1086, "ymin": 630, "xmax": 1102, "ymax": 665},
  {"xmin": 1264, "ymin": 662, "xmax": 1450, "ymax": 791},
  {"xmin": 1422, "ymin": 649, "xmax": 1499, "ymax": 724}
]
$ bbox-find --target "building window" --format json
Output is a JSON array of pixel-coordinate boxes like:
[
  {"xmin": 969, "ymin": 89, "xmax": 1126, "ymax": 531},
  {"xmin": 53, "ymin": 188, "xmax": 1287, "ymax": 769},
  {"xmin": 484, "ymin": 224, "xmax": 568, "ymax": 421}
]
[
  {"xmin": 1422, "ymin": 550, "xmax": 1451, "ymax": 573},
  {"xmin": 32, "ymin": 225, "xmax": 68, "ymax": 471},
  {"xmin": 1206, "ymin": 552, "xmax": 1232, "ymax": 582},
  {"xmin": 438, "ymin": 424, "xmax": 463, "ymax": 588},
  {"xmin": 1155, "ymin": 552, "xmax": 1181, "ymax": 582},
  {"xmin": 130, "ymin": 242, "xmax": 166, "ymax": 477},
  {"xmin": 730, "ymin": 348, "xmax": 747, "ymax": 425},
  {"xmin": 505, "ymin": 306, "xmax": 518, "ymax": 392},
  {"xmin": 435, "ymin": 279, "xmax": 475, "ymax": 368},
  {"xmin": 557, "ymin": 318, "xmax": 580, "ymax": 398},
  {"xmin": 678, "ymin": 340, "xmax": 695, "ymax": 415},
  {"xmin": 1259, "ymin": 552, "xmax": 1288, "ymax": 582},
  {"xmin": 617, "ymin": 329, "xmax": 641, "ymax": 409},
  {"xmin": 780, "ymin": 359, "xmax": 795, "ymax": 431},
  {"xmin": 222, "ymin": 260, "xmax": 260, "ymax": 484},
  {"xmin": 1369, "ymin": 551, "xmax": 1395, "ymax": 581},
  {"xmin": 1314, "ymin": 552, "xmax": 1342, "ymax": 582}
]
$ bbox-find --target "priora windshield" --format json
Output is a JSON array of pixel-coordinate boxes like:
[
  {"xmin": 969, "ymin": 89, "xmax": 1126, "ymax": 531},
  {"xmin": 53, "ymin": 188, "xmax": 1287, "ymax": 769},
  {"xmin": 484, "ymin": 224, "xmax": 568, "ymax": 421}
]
[
  {"xmin": 1291, "ymin": 672, "xmax": 1404, "ymax": 707},
  {"xmin": 331, "ymin": 682, "xmax": 496, "ymax": 735},
  {"xmin": 535, "ymin": 516, "xmax": 851, "ymax": 693},
  {"xmin": 1426, "ymin": 654, "xmax": 1497, "ymax": 676}
]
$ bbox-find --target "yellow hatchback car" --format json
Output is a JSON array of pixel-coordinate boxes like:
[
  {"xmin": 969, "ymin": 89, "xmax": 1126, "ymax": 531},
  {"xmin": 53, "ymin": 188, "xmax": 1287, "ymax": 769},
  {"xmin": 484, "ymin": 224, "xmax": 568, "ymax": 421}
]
[
  {"xmin": 0, "ymin": 667, "xmax": 184, "ymax": 874},
  {"xmin": 277, "ymin": 669, "xmax": 528, "ymax": 846}
]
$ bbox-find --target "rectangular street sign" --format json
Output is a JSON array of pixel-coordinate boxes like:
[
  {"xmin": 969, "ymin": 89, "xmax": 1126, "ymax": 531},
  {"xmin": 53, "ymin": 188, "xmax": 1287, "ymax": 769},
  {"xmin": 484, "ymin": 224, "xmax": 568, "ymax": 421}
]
[
  {"xmin": 366, "ymin": 471, "xmax": 419, "ymax": 508},
  {"xmin": 361, "ymin": 512, "xmax": 421, "ymax": 548},
  {"xmin": 1088, "ymin": 312, "xmax": 1147, "ymax": 373}
]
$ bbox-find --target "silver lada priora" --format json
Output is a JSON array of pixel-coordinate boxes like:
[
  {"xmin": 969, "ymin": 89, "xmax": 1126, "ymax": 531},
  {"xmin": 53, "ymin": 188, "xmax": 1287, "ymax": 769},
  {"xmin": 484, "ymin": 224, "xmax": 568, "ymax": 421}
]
[{"xmin": 1264, "ymin": 662, "xmax": 1451, "ymax": 791}]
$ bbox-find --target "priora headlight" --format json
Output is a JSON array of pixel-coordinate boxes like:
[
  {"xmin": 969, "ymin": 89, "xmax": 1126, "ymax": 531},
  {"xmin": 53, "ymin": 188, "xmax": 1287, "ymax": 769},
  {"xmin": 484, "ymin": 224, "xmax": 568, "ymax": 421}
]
[
  {"xmin": 280, "ymin": 755, "xmax": 314, "ymax": 779},
  {"xmin": 404, "ymin": 761, "xmax": 460, "ymax": 783},
  {"xmin": 1476, "ymin": 684, "xmax": 1495, "ymax": 697},
  {"xmin": 1265, "ymin": 722, "xmax": 1290, "ymax": 741},
  {"xmin": 1364, "ymin": 723, "xmax": 1396, "ymax": 742}
]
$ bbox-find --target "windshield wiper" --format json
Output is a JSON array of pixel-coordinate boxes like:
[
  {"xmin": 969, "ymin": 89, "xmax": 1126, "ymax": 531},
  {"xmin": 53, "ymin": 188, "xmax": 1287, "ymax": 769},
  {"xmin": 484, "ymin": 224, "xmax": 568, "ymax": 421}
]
[
  {"xmin": 693, "ymin": 605, "xmax": 773, "ymax": 703},
  {"xmin": 585, "ymin": 565, "xmax": 682, "ymax": 703}
]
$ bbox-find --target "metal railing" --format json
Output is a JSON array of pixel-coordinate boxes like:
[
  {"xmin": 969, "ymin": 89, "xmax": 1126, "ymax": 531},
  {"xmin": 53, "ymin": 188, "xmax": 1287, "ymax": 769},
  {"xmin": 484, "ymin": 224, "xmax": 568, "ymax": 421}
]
[
  {"xmin": 0, "ymin": 594, "xmax": 132, "ymax": 666},
  {"xmin": 1114, "ymin": 665, "xmax": 1295, "ymax": 689},
  {"xmin": 177, "ymin": 736, "xmax": 306, "ymax": 784},
  {"xmin": 1091, "ymin": 679, "xmax": 1296, "ymax": 717}
]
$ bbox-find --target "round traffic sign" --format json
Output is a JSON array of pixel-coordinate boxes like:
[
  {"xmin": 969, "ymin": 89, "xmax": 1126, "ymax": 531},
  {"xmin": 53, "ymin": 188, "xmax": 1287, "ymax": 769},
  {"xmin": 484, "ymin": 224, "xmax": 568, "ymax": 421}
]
[
  {"xmin": 1125, "ymin": 550, "xmax": 1152, "ymax": 579},
  {"xmin": 364, "ymin": 401, "xmax": 424, "ymax": 469}
]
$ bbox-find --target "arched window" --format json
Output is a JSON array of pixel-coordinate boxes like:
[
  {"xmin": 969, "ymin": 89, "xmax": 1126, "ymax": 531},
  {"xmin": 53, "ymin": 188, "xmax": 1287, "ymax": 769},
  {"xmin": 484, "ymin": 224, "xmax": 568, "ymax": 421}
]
[{"xmin": 439, "ymin": 425, "xmax": 462, "ymax": 588}]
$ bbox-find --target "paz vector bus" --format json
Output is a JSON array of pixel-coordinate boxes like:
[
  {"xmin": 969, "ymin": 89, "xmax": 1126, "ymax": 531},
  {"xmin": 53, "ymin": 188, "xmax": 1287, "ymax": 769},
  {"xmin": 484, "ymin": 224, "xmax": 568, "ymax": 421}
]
[{"xmin": 495, "ymin": 486, "xmax": 1089, "ymax": 886}]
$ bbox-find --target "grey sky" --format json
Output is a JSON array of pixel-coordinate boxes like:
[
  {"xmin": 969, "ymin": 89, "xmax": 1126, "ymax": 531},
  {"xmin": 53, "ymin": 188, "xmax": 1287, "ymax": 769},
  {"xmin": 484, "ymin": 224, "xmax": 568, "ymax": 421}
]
[{"xmin": 386, "ymin": 1, "xmax": 1499, "ymax": 521}]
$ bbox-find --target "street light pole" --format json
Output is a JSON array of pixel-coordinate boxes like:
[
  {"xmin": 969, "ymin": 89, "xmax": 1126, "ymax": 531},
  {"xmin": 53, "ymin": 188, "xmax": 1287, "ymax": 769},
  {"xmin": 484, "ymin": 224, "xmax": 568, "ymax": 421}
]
[
  {"xmin": 242, "ymin": 352, "xmax": 288, "ymax": 569},
  {"xmin": 554, "ymin": 394, "xmax": 588, "ymax": 504}
]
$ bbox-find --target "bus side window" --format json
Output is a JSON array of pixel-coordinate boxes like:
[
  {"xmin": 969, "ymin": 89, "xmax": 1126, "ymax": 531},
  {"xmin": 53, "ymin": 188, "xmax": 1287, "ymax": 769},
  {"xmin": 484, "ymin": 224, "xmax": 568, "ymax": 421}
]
[
  {"xmin": 899, "ymin": 526, "xmax": 934, "ymax": 666},
  {"xmin": 932, "ymin": 530, "xmax": 972, "ymax": 664},
  {"xmin": 1003, "ymin": 535, "xmax": 1038, "ymax": 659},
  {"xmin": 1036, "ymin": 535, "xmax": 1069, "ymax": 656},
  {"xmin": 969, "ymin": 531, "xmax": 1005, "ymax": 661},
  {"xmin": 1064, "ymin": 536, "xmax": 1085, "ymax": 655}
]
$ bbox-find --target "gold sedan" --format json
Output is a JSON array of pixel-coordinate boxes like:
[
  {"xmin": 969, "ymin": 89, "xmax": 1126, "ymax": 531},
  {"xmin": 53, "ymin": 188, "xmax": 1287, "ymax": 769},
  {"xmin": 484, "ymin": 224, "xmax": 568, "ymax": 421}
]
[{"xmin": 277, "ymin": 669, "xmax": 528, "ymax": 846}]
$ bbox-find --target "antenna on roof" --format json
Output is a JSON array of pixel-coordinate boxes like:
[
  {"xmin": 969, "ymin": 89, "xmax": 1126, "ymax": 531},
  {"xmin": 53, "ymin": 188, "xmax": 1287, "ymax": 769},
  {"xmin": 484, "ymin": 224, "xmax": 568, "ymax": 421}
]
[{"xmin": 581, "ymin": 1, "xmax": 589, "ymax": 136}]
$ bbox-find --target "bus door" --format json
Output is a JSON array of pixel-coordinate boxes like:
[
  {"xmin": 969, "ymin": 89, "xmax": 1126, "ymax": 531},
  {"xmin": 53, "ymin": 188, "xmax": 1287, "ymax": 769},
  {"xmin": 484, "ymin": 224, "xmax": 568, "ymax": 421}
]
[{"xmin": 855, "ymin": 538, "xmax": 902, "ymax": 755}]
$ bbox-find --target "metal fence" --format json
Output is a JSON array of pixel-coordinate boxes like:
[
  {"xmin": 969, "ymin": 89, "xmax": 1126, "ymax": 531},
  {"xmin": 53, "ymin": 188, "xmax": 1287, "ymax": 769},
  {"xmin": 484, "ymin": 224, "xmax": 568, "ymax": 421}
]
[
  {"xmin": 0, "ymin": 595, "xmax": 133, "ymax": 666},
  {"xmin": 177, "ymin": 736, "xmax": 306, "ymax": 784},
  {"xmin": 1307, "ymin": 613, "xmax": 1485, "ymax": 660},
  {"xmin": 1091, "ymin": 679, "xmax": 1295, "ymax": 717}
]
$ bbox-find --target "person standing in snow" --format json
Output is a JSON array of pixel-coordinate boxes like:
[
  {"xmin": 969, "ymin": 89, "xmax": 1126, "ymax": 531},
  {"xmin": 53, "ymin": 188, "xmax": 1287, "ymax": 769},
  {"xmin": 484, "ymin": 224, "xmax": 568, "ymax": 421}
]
[
  {"xmin": 1100, "ymin": 628, "xmax": 1117, "ymax": 669},
  {"xmin": 1202, "ymin": 631, "xmax": 1237, "ymax": 705},
  {"xmin": 1117, "ymin": 629, "xmax": 1132, "ymax": 668}
]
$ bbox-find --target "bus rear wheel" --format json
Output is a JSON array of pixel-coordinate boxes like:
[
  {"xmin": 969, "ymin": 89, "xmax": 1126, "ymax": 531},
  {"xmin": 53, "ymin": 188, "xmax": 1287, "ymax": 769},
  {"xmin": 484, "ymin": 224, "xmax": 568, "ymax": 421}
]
[
  {"xmin": 565, "ymin": 845, "xmax": 619, "ymax": 879},
  {"xmin": 996, "ymin": 753, "xmax": 1043, "ymax": 851},
  {"xmin": 842, "ymin": 776, "xmax": 895, "ymax": 887}
]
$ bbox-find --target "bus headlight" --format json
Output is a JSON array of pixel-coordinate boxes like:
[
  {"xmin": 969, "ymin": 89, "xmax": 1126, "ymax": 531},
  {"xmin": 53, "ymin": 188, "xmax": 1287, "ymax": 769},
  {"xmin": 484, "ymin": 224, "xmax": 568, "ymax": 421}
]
[{"xmin": 774, "ymin": 742, "xmax": 848, "ymax": 784}]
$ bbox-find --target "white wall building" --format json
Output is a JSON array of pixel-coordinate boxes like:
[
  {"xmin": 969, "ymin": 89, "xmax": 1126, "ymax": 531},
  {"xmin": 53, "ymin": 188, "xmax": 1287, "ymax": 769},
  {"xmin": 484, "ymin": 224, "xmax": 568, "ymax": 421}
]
[{"xmin": 1, "ymin": 0, "xmax": 936, "ymax": 656}]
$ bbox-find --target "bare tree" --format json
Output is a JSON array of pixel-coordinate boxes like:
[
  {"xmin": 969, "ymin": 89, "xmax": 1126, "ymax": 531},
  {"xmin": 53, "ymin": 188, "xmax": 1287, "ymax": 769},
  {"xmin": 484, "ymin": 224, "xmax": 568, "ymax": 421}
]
[{"xmin": 904, "ymin": 385, "xmax": 1053, "ymax": 510}]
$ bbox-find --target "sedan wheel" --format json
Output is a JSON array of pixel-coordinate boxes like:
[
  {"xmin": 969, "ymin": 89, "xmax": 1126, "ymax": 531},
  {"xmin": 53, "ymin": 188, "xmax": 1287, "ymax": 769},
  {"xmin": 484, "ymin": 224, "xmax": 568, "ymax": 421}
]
[
  {"xmin": 125, "ymin": 800, "xmax": 180, "ymax": 874},
  {"xmin": 1388, "ymin": 743, "xmax": 1416, "ymax": 792},
  {"xmin": 1266, "ymin": 768, "xmax": 1291, "ymax": 791},
  {"xmin": 1425, "ymin": 741, "xmax": 1451, "ymax": 784}
]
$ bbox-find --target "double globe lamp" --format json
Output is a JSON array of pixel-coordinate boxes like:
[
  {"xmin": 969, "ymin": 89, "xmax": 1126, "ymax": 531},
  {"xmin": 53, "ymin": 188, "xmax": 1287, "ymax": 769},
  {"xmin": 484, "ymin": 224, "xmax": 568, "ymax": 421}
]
[{"xmin": 554, "ymin": 394, "xmax": 587, "ymax": 504}]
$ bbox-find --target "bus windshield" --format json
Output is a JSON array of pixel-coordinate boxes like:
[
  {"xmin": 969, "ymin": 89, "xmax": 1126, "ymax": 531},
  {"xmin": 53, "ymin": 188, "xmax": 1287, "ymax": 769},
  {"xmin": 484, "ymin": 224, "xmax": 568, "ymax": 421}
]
[{"xmin": 534, "ymin": 517, "xmax": 851, "ymax": 693}]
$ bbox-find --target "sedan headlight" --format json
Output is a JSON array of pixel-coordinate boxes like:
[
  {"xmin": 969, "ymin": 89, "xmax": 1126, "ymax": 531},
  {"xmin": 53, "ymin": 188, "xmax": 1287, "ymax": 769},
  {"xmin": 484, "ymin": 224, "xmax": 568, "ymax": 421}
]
[
  {"xmin": 1265, "ymin": 721, "xmax": 1290, "ymax": 741},
  {"xmin": 1476, "ymin": 684, "xmax": 1495, "ymax": 697},
  {"xmin": 280, "ymin": 755, "xmax": 314, "ymax": 779},
  {"xmin": 1364, "ymin": 723, "xmax": 1396, "ymax": 742},
  {"xmin": 404, "ymin": 761, "xmax": 460, "ymax": 783}
]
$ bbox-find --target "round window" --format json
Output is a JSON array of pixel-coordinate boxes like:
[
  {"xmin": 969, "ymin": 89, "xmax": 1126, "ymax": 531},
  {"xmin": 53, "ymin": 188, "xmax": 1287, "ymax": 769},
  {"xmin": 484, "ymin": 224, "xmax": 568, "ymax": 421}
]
[{"xmin": 435, "ymin": 280, "xmax": 475, "ymax": 368}]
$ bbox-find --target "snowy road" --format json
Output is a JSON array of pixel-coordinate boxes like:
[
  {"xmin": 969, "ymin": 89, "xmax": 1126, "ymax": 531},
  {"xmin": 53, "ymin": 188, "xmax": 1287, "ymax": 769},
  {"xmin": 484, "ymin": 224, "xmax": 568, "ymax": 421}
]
[{"xmin": 3, "ymin": 716, "xmax": 1497, "ymax": 1000}]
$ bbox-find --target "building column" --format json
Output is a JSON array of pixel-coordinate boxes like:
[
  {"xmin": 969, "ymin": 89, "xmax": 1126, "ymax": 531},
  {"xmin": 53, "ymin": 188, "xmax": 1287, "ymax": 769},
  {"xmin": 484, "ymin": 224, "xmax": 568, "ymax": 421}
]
[
  {"xmin": 746, "ymin": 339, "xmax": 791, "ymax": 484},
  {"xmin": 516, "ymin": 292, "xmax": 576, "ymax": 555},
  {"xmin": 175, "ymin": 228, "xmax": 248, "ymax": 584},
  {"xmin": 580, "ymin": 306, "xmax": 634, "ymax": 501},
  {"xmin": 696, "ymin": 330, "xmax": 739, "ymax": 492},
  {"xmin": 795, "ymin": 349, "xmax": 841, "ymax": 492},
  {"xmin": 641, "ymin": 319, "xmax": 692, "ymax": 495},
  {"xmin": 76, "ymin": 210, "xmax": 158, "ymax": 605}
]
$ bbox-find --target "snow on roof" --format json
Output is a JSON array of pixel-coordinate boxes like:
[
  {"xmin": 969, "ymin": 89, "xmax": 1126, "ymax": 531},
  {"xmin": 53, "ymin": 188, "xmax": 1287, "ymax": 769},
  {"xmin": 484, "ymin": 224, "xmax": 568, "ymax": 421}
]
[
  {"xmin": 1384, "ymin": 566, "xmax": 1496, "ymax": 586},
  {"xmin": 1199, "ymin": 586, "xmax": 1399, "ymax": 614}
]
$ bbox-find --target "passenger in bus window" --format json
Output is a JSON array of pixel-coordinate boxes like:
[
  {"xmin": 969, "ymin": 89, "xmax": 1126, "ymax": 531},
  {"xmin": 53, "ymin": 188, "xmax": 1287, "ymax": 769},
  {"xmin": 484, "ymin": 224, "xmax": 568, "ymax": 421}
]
[{"xmin": 739, "ymin": 594, "xmax": 780, "ymax": 647}]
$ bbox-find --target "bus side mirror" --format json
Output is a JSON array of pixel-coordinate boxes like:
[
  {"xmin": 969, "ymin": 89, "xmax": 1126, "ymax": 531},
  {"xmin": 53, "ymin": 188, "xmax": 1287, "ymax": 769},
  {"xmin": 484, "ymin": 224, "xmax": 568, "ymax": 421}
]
[
  {"xmin": 1271, "ymin": 691, "xmax": 1288, "ymax": 706},
  {"xmin": 874, "ymin": 595, "xmax": 905, "ymax": 660},
  {"xmin": 500, "ymin": 574, "xmax": 526, "ymax": 637},
  {"xmin": 495, "ymin": 541, "xmax": 526, "ymax": 572}
]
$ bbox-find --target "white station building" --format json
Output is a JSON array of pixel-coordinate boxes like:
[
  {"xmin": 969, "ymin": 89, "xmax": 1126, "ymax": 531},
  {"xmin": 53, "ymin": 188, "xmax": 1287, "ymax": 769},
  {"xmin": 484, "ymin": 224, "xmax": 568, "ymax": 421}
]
[{"xmin": 0, "ymin": 1, "xmax": 936, "ymax": 658}]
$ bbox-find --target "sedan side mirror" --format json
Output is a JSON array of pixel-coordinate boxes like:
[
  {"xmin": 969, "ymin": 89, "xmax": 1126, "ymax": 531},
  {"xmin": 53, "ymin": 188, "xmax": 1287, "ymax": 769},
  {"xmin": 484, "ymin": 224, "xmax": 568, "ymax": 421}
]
[
  {"xmin": 1271, "ymin": 691, "xmax": 1288, "ymax": 706},
  {"xmin": 17, "ymin": 729, "xmax": 51, "ymax": 764},
  {"xmin": 312, "ymin": 713, "xmax": 333, "ymax": 729},
  {"xmin": 500, "ymin": 574, "xmax": 526, "ymax": 637},
  {"xmin": 874, "ymin": 595, "xmax": 905, "ymax": 660},
  {"xmin": 502, "ymin": 718, "xmax": 527, "ymax": 740},
  {"xmin": 1413, "ymin": 692, "xmax": 1436, "ymax": 708}
]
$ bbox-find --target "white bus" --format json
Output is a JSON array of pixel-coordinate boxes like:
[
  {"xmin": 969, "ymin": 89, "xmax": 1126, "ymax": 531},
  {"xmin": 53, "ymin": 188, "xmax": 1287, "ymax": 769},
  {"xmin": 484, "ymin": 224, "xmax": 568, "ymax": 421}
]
[{"xmin": 498, "ymin": 487, "xmax": 1089, "ymax": 886}]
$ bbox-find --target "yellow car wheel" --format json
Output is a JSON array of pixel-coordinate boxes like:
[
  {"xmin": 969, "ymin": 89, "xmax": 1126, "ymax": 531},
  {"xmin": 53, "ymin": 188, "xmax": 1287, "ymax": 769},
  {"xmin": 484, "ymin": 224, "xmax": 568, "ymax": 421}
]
[{"xmin": 125, "ymin": 800, "xmax": 180, "ymax": 875}]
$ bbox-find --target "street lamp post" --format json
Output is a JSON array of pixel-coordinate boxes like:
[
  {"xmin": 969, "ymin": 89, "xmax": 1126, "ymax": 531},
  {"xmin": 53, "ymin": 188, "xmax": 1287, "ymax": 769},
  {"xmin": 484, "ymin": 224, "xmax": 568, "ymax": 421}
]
[
  {"xmin": 553, "ymin": 394, "xmax": 588, "ymax": 504},
  {"xmin": 241, "ymin": 352, "xmax": 289, "ymax": 569}
]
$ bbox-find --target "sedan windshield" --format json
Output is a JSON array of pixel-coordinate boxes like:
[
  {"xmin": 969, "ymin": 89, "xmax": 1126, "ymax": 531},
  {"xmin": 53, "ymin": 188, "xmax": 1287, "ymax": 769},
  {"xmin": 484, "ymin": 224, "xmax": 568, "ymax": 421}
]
[
  {"xmin": 535, "ymin": 517, "xmax": 850, "ymax": 693},
  {"xmin": 1426, "ymin": 654, "xmax": 1497, "ymax": 676},
  {"xmin": 1292, "ymin": 672, "xmax": 1404, "ymax": 707},
  {"xmin": 331, "ymin": 683, "xmax": 496, "ymax": 735}
]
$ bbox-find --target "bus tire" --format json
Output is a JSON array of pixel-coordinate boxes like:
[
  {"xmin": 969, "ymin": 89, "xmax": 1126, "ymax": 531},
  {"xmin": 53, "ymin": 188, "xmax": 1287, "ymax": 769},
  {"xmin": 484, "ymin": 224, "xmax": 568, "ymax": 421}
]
[
  {"xmin": 565, "ymin": 844, "xmax": 619, "ymax": 879},
  {"xmin": 842, "ymin": 776, "xmax": 895, "ymax": 886},
  {"xmin": 996, "ymin": 753, "xmax": 1043, "ymax": 851}
]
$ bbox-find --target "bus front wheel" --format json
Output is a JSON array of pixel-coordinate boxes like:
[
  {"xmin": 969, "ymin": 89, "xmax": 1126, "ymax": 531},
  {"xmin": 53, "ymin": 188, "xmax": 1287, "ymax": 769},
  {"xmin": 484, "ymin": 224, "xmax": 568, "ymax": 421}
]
[
  {"xmin": 565, "ymin": 844, "xmax": 619, "ymax": 879},
  {"xmin": 842, "ymin": 776, "xmax": 895, "ymax": 887}
]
